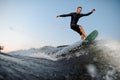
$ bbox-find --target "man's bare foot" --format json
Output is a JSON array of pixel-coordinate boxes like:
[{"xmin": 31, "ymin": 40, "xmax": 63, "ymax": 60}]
[
  {"xmin": 81, "ymin": 35, "xmax": 85, "ymax": 40},
  {"xmin": 84, "ymin": 34, "xmax": 87, "ymax": 38}
]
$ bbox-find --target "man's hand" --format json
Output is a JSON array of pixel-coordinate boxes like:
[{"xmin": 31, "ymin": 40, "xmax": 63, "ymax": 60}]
[
  {"xmin": 56, "ymin": 15, "xmax": 60, "ymax": 18},
  {"xmin": 91, "ymin": 9, "xmax": 96, "ymax": 13}
]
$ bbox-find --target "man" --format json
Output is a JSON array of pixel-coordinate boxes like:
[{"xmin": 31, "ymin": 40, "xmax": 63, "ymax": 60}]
[{"xmin": 56, "ymin": 7, "xmax": 95, "ymax": 39}]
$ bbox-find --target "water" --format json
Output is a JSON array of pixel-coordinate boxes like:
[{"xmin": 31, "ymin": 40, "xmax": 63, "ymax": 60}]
[{"xmin": 0, "ymin": 40, "xmax": 120, "ymax": 80}]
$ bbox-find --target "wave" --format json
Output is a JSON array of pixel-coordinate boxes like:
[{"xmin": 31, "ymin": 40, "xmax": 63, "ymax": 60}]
[
  {"xmin": 1, "ymin": 40, "xmax": 120, "ymax": 80},
  {"xmin": 8, "ymin": 40, "xmax": 120, "ymax": 70}
]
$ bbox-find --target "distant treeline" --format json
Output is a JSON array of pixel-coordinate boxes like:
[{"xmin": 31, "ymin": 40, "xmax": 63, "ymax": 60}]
[{"xmin": 0, "ymin": 45, "xmax": 4, "ymax": 53}]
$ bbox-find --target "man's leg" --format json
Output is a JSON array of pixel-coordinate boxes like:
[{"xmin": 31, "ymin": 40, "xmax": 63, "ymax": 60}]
[{"xmin": 79, "ymin": 25, "xmax": 87, "ymax": 39}]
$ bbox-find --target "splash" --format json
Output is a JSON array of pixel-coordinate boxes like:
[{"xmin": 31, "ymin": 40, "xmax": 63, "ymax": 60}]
[
  {"xmin": 28, "ymin": 52, "xmax": 58, "ymax": 61},
  {"xmin": 96, "ymin": 40, "xmax": 120, "ymax": 71}
]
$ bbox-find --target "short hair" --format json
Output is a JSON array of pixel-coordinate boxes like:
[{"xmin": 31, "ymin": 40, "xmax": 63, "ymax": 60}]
[{"xmin": 77, "ymin": 6, "xmax": 82, "ymax": 9}]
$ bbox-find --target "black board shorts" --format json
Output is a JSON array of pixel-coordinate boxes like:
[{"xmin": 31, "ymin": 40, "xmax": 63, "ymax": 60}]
[{"xmin": 71, "ymin": 24, "xmax": 82, "ymax": 35}]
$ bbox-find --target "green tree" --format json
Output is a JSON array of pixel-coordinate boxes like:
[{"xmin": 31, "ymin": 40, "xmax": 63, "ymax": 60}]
[{"xmin": 0, "ymin": 45, "xmax": 4, "ymax": 53}]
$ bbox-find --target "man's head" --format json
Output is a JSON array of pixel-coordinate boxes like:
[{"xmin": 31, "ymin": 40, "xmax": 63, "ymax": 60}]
[{"xmin": 76, "ymin": 6, "xmax": 82, "ymax": 13}]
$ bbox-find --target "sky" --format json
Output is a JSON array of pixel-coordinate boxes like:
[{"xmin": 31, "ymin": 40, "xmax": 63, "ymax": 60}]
[{"xmin": 0, "ymin": 0, "xmax": 120, "ymax": 52}]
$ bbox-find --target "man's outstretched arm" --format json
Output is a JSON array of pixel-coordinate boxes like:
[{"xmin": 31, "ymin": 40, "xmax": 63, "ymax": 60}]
[
  {"xmin": 56, "ymin": 13, "xmax": 72, "ymax": 18},
  {"xmin": 81, "ymin": 9, "xmax": 95, "ymax": 16}
]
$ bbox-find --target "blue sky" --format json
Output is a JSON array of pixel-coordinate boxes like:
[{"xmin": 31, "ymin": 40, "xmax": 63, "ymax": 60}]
[{"xmin": 0, "ymin": 0, "xmax": 120, "ymax": 52}]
